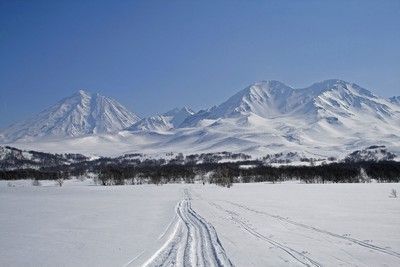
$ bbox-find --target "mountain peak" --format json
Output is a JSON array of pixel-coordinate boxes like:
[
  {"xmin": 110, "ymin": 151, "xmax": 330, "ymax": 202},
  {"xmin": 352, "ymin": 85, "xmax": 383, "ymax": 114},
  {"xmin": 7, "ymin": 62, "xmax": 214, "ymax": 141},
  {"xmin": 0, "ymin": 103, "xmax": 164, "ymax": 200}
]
[
  {"xmin": 305, "ymin": 79, "xmax": 376, "ymax": 99},
  {"xmin": 129, "ymin": 106, "xmax": 195, "ymax": 132},
  {"xmin": 248, "ymin": 80, "xmax": 292, "ymax": 92},
  {"xmin": 76, "ymin": 89, "xmax": 91, "ymax": 97},
  {"xmin": 306, "ymin": 79, "xmax": 350, "ymax": 93},
  {"xmin": 0, "ymin": 90, "xmax": 140, "ymax": 142},
  {"xmin": 390, "ymin": 96, "xmax": 400, "ymax": 105},
  {"xmin": 182, "ymin": 78, "xmax": 396, "ymax": 127},
  {"xmin": 181, "ymin": 106, "xmax": 194, "ymax": 113},
  {"xmin": 164, "ymin": 106, "xmax": 194, "ymax": 117},
  {"xmin": 170, "ymin": 107, "xmax": 195, "ymax": 127},
  {"xmin": 199, "ymin": 80, "xmax": 294, "ymax": 120},
  {"xmin": 256, "ymin": 80, "xmax": 289, "ymax": 86},
  {"xmin": 320, "ymin": 78, "xmax": 349, "ymax": 85}
]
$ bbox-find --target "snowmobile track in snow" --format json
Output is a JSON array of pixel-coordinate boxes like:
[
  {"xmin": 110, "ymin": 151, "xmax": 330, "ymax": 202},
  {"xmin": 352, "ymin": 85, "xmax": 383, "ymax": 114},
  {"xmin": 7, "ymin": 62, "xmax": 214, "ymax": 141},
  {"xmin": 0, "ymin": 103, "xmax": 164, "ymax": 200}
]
[
  {"xmin": 143, "ymin": 189, "xmax": 232, "ymax": 267},
  {"xmin": 209, "ymin": 201, "xmax": 322, "ymax": 267},
  {"xmin": 225, "ymin": 200, "xmax": 400, "ymax": 260}
]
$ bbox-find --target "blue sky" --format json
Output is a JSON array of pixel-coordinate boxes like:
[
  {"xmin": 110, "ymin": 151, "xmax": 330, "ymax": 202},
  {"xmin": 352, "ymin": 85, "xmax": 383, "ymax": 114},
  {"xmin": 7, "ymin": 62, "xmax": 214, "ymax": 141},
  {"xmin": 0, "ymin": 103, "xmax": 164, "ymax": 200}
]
[{"xmin": 0, "ymin": 0, "xmax": 399, "ymax": 127}]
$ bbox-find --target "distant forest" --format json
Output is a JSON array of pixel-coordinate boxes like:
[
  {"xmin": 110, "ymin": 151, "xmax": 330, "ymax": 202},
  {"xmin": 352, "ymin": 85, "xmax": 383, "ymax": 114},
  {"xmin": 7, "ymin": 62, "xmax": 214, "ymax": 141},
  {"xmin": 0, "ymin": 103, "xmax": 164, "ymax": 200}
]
[{"xmin": 1, "ymin": 159, "xmax": 399, "ymax": 187}]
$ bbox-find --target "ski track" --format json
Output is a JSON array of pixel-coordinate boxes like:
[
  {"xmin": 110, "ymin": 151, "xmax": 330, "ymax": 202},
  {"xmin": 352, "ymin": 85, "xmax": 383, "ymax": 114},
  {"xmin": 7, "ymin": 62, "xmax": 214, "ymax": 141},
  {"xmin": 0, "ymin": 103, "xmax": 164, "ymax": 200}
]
[
  {"xmin": 158, "ymin": 213, "xmax": 178, "ymax": 240},
  {"xmin": 208, "ymin": 201, "xmax": 322, "ymax": 267},
  {"xmin": 123, "ymin": 251, "xmax": 145, "ymax": 267},
  {"xmin": 224, "ymin": 200, "xmax": 400, "ymax": 260},
  {"xmin": 143, "ymin": 189, "xmax": 233, "ymax": 267}
]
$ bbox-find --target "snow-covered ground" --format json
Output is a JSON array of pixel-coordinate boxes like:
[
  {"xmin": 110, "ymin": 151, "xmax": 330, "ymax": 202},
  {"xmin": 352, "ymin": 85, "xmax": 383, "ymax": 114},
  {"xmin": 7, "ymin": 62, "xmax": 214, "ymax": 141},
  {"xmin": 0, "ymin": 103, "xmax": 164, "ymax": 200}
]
[
  {"xmin": 191, "ymin": 182, "xmax": 400, "ymax": 266},
  {"xmin": 0, "ymin": 182, "xmax": 183, "ymax": 267},
  {"xmin": 1, "ymin": 181, "xmax": 399, "ymax": 266}
]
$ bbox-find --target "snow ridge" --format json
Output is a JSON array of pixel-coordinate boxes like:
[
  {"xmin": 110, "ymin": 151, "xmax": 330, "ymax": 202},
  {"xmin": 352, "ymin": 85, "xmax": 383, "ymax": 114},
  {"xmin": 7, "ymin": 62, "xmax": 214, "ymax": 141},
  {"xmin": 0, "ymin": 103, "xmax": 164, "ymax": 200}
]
[
  {"xmin": 390, "ymin": 96, "xmax": 400, "ymax": 106},
  {"xmin": 0, "ymin": 90, "xmax": 140, "ymax": 142},
  {"xmin": 129, "ymin": 107, "xmax": 194, "ymax": 132}
]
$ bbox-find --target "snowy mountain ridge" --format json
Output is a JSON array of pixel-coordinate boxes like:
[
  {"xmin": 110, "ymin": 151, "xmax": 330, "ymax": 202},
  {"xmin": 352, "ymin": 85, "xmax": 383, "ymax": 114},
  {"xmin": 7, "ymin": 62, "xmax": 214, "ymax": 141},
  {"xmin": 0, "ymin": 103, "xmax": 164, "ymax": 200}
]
[
  {"xmin": 390, "ymin": 96, "xmax": 400, "ymax": 106},
  {"xmin": 181, "ymin": 79, "xmax": 399, "ymax": 127},
  {"xmin": 1, "ymin": 79, "xmax": 400, "ymax": 157},
  {"xmin": 0, "ymin": 90, "xmax": 140, "ymax": 142},
  {"xmin": 129, "ymin": 107, "xmax": 195, "ymax": 132}
]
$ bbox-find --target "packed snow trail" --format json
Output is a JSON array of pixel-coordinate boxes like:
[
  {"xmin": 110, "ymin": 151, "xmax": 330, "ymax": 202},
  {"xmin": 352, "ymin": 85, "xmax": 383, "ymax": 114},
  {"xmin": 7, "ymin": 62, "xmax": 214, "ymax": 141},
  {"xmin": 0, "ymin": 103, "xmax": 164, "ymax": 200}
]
[
  {"xmin": 143, "ymin": 189, "xmax": 233, "ymax": 267},
  {"xmin": 224, "ymin": 200, "xmax": 400, "ymax": 260}
]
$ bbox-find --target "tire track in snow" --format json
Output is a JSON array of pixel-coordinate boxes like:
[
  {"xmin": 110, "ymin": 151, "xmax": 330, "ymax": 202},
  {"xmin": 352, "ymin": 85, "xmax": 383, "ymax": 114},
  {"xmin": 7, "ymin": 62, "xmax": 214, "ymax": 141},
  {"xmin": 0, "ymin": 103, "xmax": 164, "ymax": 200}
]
[
  {"xmin": 143, "ymin": 189, "xmax": 233, "ymax": 267},
  {"xmin": 209, "ymin": 201, "xmax": 322, "ymax": 267},
  {"xmin": 225, "ymin": 200, "xmax": 400, "ymax": 260}
]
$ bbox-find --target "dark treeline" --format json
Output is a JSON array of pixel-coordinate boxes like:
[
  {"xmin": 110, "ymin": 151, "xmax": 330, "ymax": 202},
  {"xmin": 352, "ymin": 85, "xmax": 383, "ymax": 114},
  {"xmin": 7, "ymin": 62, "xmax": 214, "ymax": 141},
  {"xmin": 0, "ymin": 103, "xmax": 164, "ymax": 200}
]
[
  {"xmin": 0, "ymin": 169, "xmax": 66, "ymax": 180},
  {"xmin": 1, "ymin": 160, "xmax": 399, "ymax": 186},
  {"xmin": 0, "ymin": 146, "xmax": 89, "ymax": 170}
]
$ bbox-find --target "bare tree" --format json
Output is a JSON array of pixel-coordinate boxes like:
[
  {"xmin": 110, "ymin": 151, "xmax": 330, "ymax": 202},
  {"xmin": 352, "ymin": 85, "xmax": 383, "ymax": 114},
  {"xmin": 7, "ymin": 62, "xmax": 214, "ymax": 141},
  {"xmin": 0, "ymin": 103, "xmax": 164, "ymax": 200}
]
[
  {"xmin": 389, "ymin": 189, "xmax": 398, "ymax": 198},
  {"xmin": 56, "ymin": 178, "xmax": 64, "ymax": 187}
]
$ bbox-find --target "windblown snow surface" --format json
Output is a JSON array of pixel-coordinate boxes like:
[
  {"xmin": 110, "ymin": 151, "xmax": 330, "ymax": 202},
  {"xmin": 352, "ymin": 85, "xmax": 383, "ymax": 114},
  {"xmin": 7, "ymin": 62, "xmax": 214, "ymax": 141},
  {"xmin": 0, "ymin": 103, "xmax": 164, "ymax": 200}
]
[{"xmin": 1, "ymin": 181, "xmax": 399, "ymax": 266}]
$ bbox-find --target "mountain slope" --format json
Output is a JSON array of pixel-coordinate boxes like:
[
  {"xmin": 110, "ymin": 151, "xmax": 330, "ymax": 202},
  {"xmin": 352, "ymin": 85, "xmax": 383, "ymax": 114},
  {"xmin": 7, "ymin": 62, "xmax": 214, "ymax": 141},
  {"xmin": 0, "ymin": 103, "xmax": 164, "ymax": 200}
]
[
  {"xmin": 2, "ymin": 80, "xmax": 400, "ymax": 158},
  {"xmin": 129, "ymin": 115, "xmax": 173, "ymax": 132},
  {"xmin": 154, "ymin": 79, "xmax": 400, "ymax": 157},
  {"xmin": 168, "ymin": 107, "xmax": 195, "ymax": 127},
  {"xmin": 0, "ymin": 90, "xmax": 140, "ymax": 142},
  {"xmin": 129, "ymin": 107, "xmax": 194, "ymax": 132},
  {"xmin": 182, "ymin": 79, "xmax": 400, "ymax": 126},
  {"xmin": 390, "ymin": 96, "xmax": 400, "ymax": 106}
]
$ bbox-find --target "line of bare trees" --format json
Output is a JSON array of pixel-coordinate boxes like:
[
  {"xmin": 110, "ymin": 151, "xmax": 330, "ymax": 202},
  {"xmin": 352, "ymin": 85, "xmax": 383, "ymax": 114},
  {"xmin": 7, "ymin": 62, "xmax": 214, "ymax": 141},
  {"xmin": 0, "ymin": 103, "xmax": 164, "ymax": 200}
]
[{"xmin": 1, "ymin": 160, "xmax": 399, "ymax": 187}]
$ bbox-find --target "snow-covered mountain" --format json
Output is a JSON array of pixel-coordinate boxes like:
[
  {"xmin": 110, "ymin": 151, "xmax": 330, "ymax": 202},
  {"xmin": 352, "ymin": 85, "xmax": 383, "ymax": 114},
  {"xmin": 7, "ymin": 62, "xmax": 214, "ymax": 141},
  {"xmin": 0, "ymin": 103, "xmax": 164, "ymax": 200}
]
[
  {"xmin": 2, "ymin": 80, "xmax": 400, "ymax": 158},
  {"xmin": 390, "ymin": 96, "xmax": 400, "ymax": 106},
  {"xmin": 129, "ymin": 115, "xmax": 173, "ymax": 132},
  {"xmin": 167, "ymin": 107, "xmax": 195, "ymax": 127},
  {"xmin": 181, "ymin": 79, "xmax": 399, "ymax": 126},
  {"xmin": 0, "ymin": 90, "xmax": 140, "ymax": 142},
  {"xmin": 170, "ymin": 79, "xmax": 400, "ymax": 156},
  {"xmin": 129, "ymin": 107, "xmax": 194, "ymax": 132}
]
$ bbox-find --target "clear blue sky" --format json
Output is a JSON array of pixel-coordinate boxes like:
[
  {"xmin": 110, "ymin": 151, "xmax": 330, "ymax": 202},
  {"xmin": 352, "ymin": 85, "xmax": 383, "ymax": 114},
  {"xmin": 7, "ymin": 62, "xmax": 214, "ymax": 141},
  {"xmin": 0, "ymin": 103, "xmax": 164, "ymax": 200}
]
[{"xmin": 1, "ymin": 0, "xmax": 399, "ymax": 127}]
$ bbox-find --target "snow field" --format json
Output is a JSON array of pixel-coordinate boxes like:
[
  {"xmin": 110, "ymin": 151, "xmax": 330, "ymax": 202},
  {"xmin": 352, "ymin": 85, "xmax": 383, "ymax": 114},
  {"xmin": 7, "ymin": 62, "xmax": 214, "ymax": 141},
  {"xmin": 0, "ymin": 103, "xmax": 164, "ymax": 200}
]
[
  {"xmin": 0, "ymin": 184, "xmax": 182, "ymax": 267},
  {"xmin": 191, "ymin": 183, "xmax": 400, "ymax": 266},
  {"xmin": 0, "ymin": 181, "xmax": 399, "ymax": 266}
]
